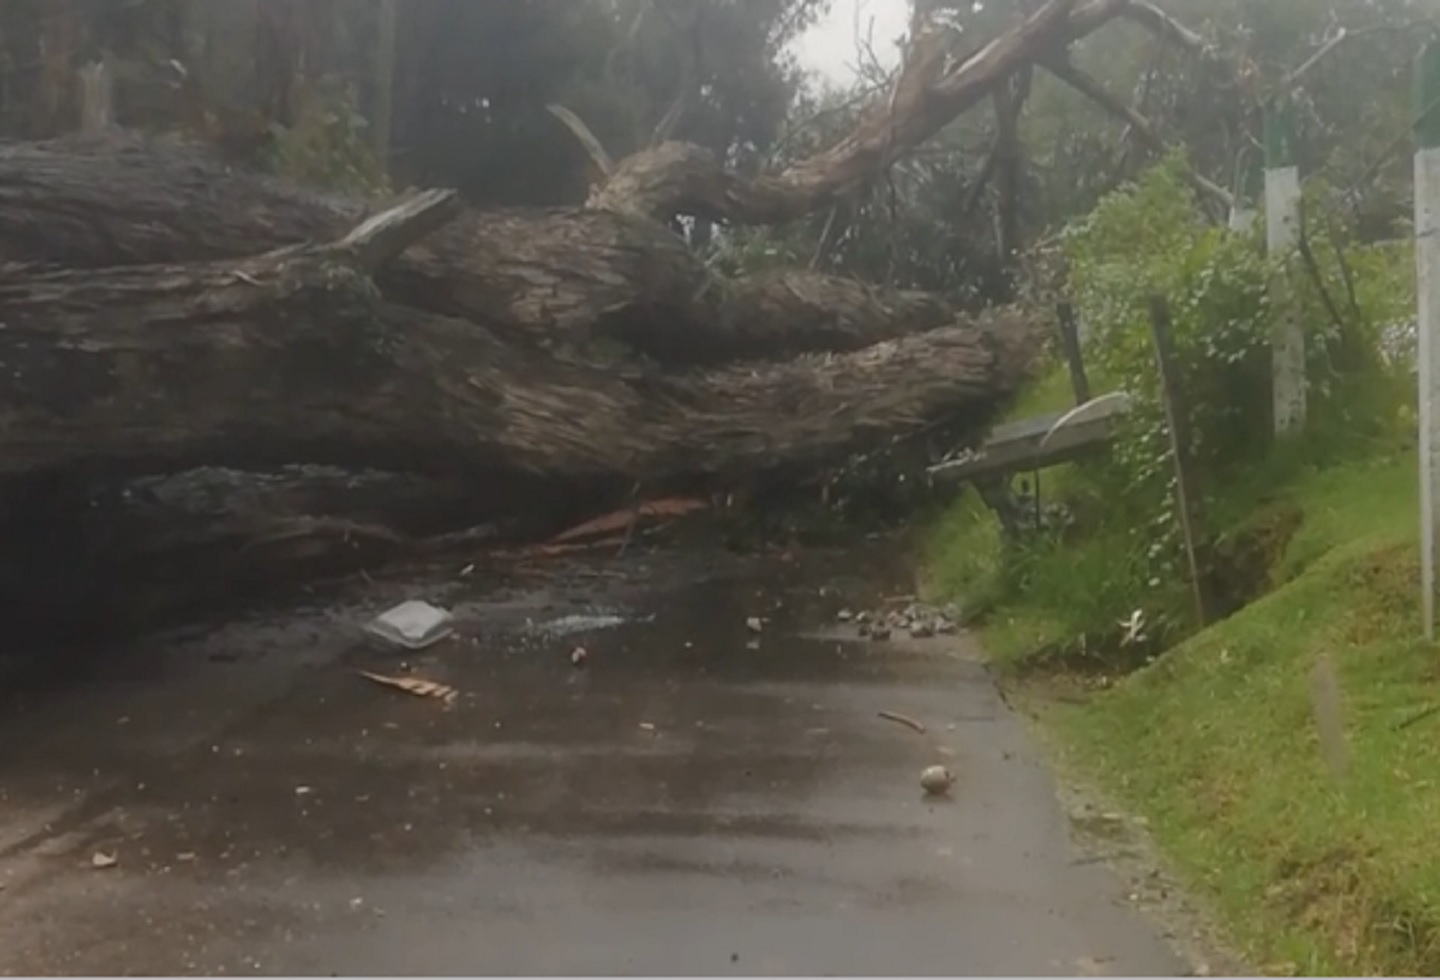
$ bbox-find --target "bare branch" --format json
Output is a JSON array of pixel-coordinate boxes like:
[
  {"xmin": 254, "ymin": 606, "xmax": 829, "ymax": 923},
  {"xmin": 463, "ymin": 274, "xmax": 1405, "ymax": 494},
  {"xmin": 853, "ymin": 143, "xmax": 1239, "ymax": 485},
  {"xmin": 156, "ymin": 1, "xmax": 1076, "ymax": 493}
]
[
  {"xmin": 547, "ymin": 104, "xmax": 615, "ymax": 178},
  {"xmin": 1042, "ymin": 58, "xmax": 1233, "ymax": 212},
  {"xmin": 1115, "ymin": 1, "xmax": 1209, "ymax": 53},
  {"xmin": 331, "ymin": 189, "xmax": 461, "ymax": 272},
  {"xmin": 1282, "ymin": 19, "xmax": 1440, "ymax": 90},
  {"xmin": 592, "ymin": 0, "xmax": 1213, "ymax": 226}
]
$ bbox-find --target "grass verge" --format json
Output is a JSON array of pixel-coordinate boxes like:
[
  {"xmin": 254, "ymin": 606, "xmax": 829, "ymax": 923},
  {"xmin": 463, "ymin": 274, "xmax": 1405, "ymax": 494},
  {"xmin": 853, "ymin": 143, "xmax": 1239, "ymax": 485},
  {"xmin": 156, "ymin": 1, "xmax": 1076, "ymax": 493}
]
[{"xmin": 938, "ymin": 449, "xmax": 1440, "ymax": 975}]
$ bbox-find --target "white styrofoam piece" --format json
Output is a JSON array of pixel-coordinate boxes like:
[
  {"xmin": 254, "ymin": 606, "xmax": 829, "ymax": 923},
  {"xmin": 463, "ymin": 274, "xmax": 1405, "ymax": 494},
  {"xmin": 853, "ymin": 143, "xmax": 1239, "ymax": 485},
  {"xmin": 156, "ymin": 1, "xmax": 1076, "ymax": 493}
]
[{"xmin": 364, "ymin": 600, "xmax": 455, "ymax": 650}]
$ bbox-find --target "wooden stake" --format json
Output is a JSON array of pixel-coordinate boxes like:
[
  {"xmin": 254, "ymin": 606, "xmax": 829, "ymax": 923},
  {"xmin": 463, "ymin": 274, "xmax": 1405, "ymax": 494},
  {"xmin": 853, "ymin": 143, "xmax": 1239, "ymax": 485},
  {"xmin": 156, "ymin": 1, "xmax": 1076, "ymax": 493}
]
[
  {"xmin": 1415, "ymin": 40, "xmax": 1440, "ymax": 640},
  {"xmin": 1147, "ymin": 296, "xmax": 1210, "ymax": 627},
  {"xmin": 1056, "ymin": 302, "xmax": 1091, "ymax": 405}
]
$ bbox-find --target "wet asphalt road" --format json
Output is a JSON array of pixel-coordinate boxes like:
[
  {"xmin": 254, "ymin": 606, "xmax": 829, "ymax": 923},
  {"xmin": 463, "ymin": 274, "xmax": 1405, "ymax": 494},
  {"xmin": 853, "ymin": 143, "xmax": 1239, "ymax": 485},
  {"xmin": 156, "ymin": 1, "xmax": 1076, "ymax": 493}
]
[{"xmin": 0, "ymin": 550, "xmax": 1186, "ymax": 976}]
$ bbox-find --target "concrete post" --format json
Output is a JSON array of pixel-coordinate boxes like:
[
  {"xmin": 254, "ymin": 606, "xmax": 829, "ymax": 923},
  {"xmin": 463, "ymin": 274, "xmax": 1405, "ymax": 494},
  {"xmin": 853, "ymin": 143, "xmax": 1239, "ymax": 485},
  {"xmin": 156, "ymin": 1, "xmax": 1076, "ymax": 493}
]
[
  {"xmin": 1229, "ymin": 147, "xmax": 1262, "ymax": 233},
  {"xmin": 1414, "ymin": 41, "xmax": 1440, "ymax": 639},
  {"xmin": 1265, "ymin": 95, "xmax": 1307, "ymax": 437}
]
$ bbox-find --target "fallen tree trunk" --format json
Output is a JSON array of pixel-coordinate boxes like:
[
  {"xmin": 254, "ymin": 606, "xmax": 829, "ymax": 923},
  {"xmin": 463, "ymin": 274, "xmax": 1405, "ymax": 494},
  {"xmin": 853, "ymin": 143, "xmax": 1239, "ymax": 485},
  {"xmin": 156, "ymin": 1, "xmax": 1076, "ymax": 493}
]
[
  {"xmin": 0, "ymin": 194, "xmax": 1035, "ymax": 646},
  {"xmin": 0, "ymin": 194, "xmax": 1040, "ymax": 488},
  {"xmin": 0, "ymin": 465, "xmax": 512, "ymax": 644},
  {"xmin": 0, "ymin": 134, "xmax": 955, "ymax": 368}
]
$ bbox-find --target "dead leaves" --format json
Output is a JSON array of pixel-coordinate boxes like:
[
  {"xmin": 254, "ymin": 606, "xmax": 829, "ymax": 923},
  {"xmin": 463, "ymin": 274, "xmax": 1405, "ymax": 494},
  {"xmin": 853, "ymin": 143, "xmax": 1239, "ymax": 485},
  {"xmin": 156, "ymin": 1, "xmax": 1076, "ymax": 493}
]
[{"xmin": 357, "ymin": 669, "xmax": 458, "ymax": 706}]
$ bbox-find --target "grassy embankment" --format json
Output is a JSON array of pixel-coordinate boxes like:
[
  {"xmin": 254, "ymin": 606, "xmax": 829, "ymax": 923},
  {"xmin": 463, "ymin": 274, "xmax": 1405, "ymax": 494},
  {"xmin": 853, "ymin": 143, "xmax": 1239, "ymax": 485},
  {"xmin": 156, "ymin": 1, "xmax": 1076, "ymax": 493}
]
[{"xmin": 924, "ymin": 368, "xmax": 1440, "ymax": 974}]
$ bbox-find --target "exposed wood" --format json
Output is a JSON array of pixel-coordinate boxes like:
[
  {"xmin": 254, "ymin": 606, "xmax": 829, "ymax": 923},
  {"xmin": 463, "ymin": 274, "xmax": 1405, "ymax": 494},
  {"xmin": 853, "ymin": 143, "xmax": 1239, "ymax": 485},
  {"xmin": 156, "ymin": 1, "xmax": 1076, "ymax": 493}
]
[
  {"xmin": 547, "ymin": 103, "xmax": 616, "ymax": 177},
  {"xmin": 331, "ymin": 188, "xmax": 462, "ymax": 272}
]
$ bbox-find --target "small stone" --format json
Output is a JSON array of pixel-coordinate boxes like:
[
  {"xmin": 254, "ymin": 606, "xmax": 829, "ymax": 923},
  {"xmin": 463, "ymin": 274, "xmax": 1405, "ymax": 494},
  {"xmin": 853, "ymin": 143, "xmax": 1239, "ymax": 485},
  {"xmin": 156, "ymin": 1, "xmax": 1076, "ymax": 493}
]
[
  {"xmin": 746, "ymin": 617, "xmax": 764, "ymax": 633},
  {"xmin": 570, "ymin": 646, "xmax": 588, "ymax": 667},
  {"xmin": 910, "ymin": 622, "xmax": 936, "ymax": 639},
  {"xmin": 870, "ymin": 627, "xmax": 892, "ymax": 642},
  {"xmin": 91, "ymin": 852, "xmax": 118, "ymax": 870},
  {"xmin": 857, "ymin": 623, "xmax": 872, "ymax": 637},
  {"xmin": 920, "ymin": 765, "xmax": 956, "ymax": 796},
  {"xmin": 936, "ymin": 618, "xmax": 959, "ymax": 636},
  {"xmin": 855, "ymin": 611, "xmax": 870, "ymax": 624},
  {"xmin": 837, "ymin": 609, "xmax": 855, "ymax": 623}
]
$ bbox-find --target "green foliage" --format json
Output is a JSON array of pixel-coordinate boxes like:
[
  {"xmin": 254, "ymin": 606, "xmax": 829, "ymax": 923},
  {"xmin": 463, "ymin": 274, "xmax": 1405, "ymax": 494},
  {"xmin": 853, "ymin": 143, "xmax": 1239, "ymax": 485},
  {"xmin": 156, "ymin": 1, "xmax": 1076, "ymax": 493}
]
[
  {"xmin": 1053, "ymin": 453, "xmax": 1440, "ymax": 976},
  {"xmin": 264, "ymin": 77, "xmax": 390, "ymax": 197},
  {"xmin": 928, "ymin": 153, "xmax": 1416, "ymax": 667},
  {"xmin": 1064, "ymin": 154, "xmax": 1410, "ymax": 612}
]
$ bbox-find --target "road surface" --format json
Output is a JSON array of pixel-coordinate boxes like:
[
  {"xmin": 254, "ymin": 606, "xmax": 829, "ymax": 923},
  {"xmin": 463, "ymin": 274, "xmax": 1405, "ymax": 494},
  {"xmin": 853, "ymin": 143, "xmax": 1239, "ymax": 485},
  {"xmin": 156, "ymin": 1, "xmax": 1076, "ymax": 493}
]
[{"xmin": 0, "ymin": 549, "xmax": 1190, "ymax": 975}]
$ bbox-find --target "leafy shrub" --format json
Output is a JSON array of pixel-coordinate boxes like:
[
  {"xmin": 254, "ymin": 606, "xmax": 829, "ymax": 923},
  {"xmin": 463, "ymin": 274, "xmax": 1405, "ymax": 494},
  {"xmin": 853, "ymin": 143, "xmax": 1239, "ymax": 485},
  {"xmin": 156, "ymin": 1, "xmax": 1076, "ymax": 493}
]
[
  {"xmin": 265, "ymin": 76, "xmax": 390, "ymax": 198},
  {"xmin": 1058, "ymin": 151, "xmax": 1412, "ymax": 625}
]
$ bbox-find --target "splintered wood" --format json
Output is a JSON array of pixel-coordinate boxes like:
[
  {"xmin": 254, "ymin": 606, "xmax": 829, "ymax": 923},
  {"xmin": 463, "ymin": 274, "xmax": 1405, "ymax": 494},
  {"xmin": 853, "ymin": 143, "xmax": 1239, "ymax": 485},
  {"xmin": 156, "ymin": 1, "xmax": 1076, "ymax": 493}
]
[{"xmin": 357, "ymin": 670, "xmax": 459, "ymax": 707}]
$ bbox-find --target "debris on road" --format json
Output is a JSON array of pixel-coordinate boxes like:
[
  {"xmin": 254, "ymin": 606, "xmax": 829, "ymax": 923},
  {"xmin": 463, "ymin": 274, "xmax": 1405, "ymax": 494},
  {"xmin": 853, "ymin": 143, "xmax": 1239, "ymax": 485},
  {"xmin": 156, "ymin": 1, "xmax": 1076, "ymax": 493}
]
[
  {"xmin": 746, "ymin": 616, "xmax": 764, "ymax": 633},
  {"xmin": 546, "ymin": 497, "xmax": 708, "ymax": 546},
  {"xmin": 837, "ymin": 600, "xmax": 962, "ymax": 642},
  {"xmin": 356, "ymin": 670, "xmax": 459, "ymax": 706},
  {"xmin": 920, "ymin": 765, "xmax": 957, "ymax": 797},
  {"xmin": 878, "ymin": 710, "xmax": 927, "ymax": 735},
  {"xmin": 364, "ymin": 600, "xmax": 455, "ymax": 651},
  {"xmin": 91, "ymin": 852, "xmax": 118, "ymax": 870},
  {"xmin": 570, "ymin": 646, "xmax": 588, "ymax": 667}
]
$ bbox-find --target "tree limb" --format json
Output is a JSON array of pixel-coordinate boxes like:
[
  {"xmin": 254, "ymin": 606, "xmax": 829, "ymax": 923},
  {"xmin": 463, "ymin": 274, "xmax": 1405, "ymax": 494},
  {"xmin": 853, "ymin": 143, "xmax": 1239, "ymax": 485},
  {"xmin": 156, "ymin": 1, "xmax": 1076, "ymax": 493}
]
[
  {"xmin": 591, "ymin": 0, "xmax": 1218, "ymax": 225},
  {"xmin": 332, "ymin": 188, "xmax": 461, "ymax": 272},
  {"xmin": 1042, "ymin": 58, "xmax": 1233, "ymax": 212},
  {"xmin": 1114, "ymin": 1, "xmax": 1208, "ymax": 53},
  {"xmin": 547, "ymin": 103, "xmax": 615, "ymax": 177}
]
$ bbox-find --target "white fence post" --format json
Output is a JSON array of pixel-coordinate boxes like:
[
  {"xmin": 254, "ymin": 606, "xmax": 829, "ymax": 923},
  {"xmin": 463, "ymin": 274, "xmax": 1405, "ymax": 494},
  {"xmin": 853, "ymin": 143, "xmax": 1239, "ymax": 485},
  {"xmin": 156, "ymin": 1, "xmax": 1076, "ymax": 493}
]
[
  {"xmin": 1265, "ymin": 95, "xmax": 1307, "ymax": 437},
  {"xmin": 1415, "ymin": 40, "xmax": 1440, "ymax": 640}
]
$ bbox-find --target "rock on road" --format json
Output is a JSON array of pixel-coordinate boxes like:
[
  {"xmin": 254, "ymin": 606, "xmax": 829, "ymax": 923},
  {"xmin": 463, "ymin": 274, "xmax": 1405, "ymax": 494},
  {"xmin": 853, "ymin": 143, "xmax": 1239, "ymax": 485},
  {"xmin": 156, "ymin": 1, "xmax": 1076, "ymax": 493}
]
[{"xmin": 0, "ymin": 549, "xmax": 1190, "ymax": 976}]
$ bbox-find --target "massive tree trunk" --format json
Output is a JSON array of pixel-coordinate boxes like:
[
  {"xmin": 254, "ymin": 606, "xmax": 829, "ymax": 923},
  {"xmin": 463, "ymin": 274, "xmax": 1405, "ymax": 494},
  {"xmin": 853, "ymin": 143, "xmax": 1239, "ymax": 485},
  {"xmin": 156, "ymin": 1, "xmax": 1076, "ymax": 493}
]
[
  {"xmin": 0, "ymin": 0, "xmax": 1210, "ymax": 645},
  {"xmin": 0, "ymin": 185, "xmax": 1037, "ymax": 644},
  {"xmin": 0, "ymin": 134, "xmax": 954, "ymax": 368},
  {"xmin": 0, "ymin": 224, "xmax": 1036, "ymax": 486}
]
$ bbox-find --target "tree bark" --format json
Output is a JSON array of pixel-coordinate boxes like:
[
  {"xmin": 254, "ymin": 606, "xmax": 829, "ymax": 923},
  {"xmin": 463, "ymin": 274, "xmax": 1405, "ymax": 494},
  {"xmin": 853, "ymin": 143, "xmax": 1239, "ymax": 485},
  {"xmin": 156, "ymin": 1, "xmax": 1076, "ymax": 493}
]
[
  {"xmin": 0, "ymin": 246, "xmax": 1037, "ymax": 487},
  {"xmin": 0, "ymin": 133, "xmax": 956, "ymax": 367}
]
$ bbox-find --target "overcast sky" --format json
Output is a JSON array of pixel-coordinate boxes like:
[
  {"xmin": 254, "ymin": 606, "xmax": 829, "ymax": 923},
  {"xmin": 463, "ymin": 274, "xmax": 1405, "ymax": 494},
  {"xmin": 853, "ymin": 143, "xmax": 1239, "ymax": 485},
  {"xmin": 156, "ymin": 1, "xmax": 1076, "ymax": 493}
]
[{"xmin": 791, "ymin": 0, "xmax": 909, "ymax": 86}]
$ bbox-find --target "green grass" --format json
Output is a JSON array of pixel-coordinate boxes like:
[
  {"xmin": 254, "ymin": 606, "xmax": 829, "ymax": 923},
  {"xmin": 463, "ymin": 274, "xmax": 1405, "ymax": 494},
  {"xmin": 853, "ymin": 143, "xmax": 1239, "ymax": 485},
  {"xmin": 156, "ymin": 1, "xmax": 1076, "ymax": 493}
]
[
  {"xmin": 922, "ymin": 361, "xmax": 1440, "ymax": 973},
  {"xmin": 1051, "ymin": 452, "xmax": 1440, "ymax": 975}
]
